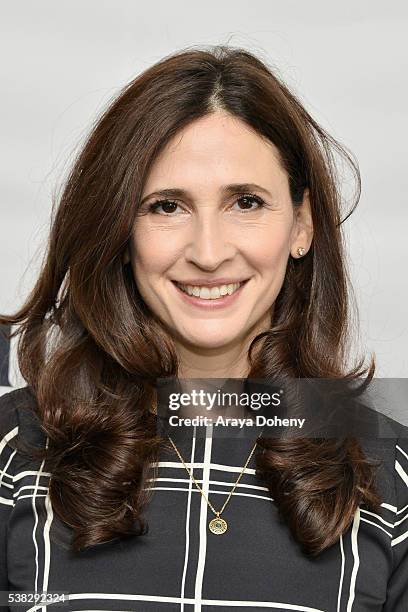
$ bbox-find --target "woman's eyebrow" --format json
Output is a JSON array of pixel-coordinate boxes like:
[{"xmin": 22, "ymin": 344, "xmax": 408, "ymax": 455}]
[{"xmin": 140, "ymin": 183, "xmax": 273, "ymax": 204}]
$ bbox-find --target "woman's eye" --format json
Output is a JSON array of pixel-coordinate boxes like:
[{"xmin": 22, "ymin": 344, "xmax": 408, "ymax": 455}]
[
  {"xmin": 148, "ymin": 200, "xmax": 183, "ymax": 215},
  {"xmin": 233, "ymin": 194, "xmax": 264, "ymax": 212},
  {"xmin": 147, "ymin": 193, "xmax": 264, "ymax": 215}
]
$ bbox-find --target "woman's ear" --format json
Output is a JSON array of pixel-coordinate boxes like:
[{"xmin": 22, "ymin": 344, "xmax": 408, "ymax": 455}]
[{"xmin": 290, "ymin": 188, "xmax": 313, "ymax": 257}]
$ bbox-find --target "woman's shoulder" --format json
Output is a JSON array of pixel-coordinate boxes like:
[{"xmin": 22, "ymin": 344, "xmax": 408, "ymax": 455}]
[
  {"xmin": 358, "ymin": 409, "xmax": 408, "ymax": 477},
  {"xmin": 358, "ymin": 411, "xmax": 408, "ymax": 528},
  {"xmin": 360, "ymin": 409, "xmax": 408, "ymax": 453},
  {"xmin": 380, "ymin": 413, "xmax": 408, "ymax": 500},
  {"xmin": 0, "ymin": 387, "xmax": 48, "ymax": 536},
  {"xmin": 0, "ymin": 385, "xmax": 46, "ymax": 449}
]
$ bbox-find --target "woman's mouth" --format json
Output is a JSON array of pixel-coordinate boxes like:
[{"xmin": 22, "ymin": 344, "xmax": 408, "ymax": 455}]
[{"xmin": 171, "ymin": 279, "xmax": 249, "ymax": 309}]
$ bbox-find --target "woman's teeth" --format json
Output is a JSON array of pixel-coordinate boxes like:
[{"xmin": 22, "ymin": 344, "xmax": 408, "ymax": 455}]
[{"xmin": 177, "ymin": 282, "xmax": 242, "ymax": 300}]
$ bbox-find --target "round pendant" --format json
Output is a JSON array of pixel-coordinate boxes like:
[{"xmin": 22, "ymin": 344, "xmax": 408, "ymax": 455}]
[{"xmin": 209, "ymin": 516, "xmax": 228, "ymax": 534}]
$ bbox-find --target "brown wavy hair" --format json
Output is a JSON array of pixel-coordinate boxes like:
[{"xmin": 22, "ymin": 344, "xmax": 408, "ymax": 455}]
[{"xmin": 0, "ymin": 44, "xmax": 383, "ymax": 556}]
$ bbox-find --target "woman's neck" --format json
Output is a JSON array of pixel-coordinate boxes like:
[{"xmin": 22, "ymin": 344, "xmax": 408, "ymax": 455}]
[{"xmin": 176, "ymin": 341, "xmax": 249, "ymax": 379}]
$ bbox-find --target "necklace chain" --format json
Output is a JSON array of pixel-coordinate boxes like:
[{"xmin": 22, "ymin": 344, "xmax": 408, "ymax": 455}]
[{"xmin": 167, "ymin": 427, "xmax": 264, "ymax": 533}]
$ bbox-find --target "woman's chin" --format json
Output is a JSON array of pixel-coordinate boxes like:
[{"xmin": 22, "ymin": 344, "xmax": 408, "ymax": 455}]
[{"xmin": 177, "ymin": 329, "xmax": 241, "ymax": 351}]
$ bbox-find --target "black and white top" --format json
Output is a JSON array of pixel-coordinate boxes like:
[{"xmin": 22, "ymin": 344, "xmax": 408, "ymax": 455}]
[{"xmin": 1, "ymin": 386, "xmax": 408, "ymax": 611}]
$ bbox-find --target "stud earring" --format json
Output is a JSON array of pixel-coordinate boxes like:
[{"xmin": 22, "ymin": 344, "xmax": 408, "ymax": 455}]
[{"xmin": 297, "ymin": 247, "xmax": 305, "ymax": 257}]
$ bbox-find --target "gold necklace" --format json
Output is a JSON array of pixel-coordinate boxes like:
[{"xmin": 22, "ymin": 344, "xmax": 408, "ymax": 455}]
[{"xmin": 167, "ymin": 428, "xmax": 264, "ymax": 535}]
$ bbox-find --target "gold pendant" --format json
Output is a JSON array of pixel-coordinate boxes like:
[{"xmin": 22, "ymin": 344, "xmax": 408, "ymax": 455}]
[{"xmin": 209, "ymin": 516, "xmax": 228, "ymax": 534}]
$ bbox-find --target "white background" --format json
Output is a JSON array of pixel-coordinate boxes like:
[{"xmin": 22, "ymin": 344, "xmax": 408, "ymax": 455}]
[{"xmin": 1, "ymin": 1, "xmax": 407, "ymax": 388}]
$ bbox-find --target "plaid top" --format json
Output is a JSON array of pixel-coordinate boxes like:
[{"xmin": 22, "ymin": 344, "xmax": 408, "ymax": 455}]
[{"xmin": 1, "ymin": 386, "xmax": 408, "ymax": 612}]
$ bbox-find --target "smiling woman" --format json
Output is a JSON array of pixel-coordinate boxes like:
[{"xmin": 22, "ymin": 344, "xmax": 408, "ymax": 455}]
[{"xmin": 0, "ymin": 45, "xmax": 407, "ymax": 611}]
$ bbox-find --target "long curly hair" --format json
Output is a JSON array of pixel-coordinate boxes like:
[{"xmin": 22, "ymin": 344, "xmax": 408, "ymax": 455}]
[{"xmin": 0, "ymin": 44, "xmax": 383, "ymax": 556}]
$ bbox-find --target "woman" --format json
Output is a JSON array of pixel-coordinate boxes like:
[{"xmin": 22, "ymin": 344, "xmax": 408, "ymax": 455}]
[{"xmin": 0, "ymin": 45, "xmax": 407, "ymax": 611}]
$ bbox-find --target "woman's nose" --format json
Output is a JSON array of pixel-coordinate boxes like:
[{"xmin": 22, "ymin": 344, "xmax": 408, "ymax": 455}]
[{"xmin": 183, "ymin": 213, "xmax": 236, "ymax": 269}]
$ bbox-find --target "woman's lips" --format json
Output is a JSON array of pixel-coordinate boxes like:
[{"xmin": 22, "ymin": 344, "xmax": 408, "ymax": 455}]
[{"xmin": 172, "ymin": 279, "xmax": 249, "ymax": 309}]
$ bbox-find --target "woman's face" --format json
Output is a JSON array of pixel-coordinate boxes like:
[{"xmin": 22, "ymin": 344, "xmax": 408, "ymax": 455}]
[{"xmin": 127, "ymin": 111, "xmax": 312, "ymax": 351}]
